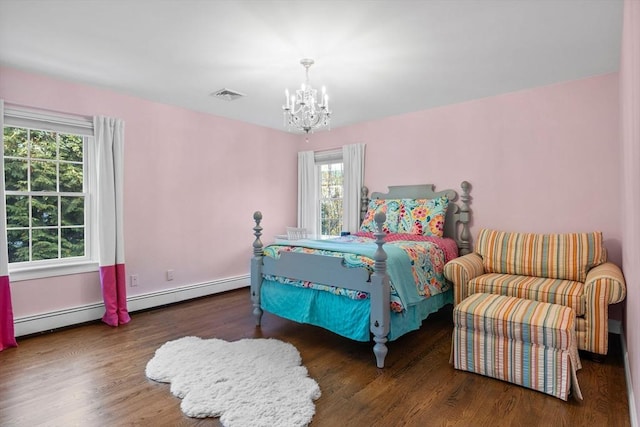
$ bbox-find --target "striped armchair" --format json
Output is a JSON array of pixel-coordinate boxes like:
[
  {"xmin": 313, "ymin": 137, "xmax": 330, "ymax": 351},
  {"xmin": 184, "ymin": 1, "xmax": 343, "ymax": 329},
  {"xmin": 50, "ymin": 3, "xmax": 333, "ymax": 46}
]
[{"xmin": 444, "ymin": 229, "xmax": 626, "ymax": 355}]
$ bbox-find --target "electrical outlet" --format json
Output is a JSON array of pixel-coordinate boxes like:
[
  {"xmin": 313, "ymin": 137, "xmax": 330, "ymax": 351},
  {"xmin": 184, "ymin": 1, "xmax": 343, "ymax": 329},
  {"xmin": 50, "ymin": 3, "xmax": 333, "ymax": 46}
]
[
  {"xmin": 166, "ymin": 269, "xmax": 174, "ymax": 281},
  {"xmin": 130, "ymin": 274, "xmax": 139, "ymax": 287}
]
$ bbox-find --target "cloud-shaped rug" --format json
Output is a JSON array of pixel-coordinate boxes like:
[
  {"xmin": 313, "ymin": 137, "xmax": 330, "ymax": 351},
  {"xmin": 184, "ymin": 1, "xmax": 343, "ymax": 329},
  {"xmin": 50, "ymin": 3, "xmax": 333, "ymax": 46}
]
[{"xmin": 145, "ymin": 336, "xmax": 321, "ymax": 427}]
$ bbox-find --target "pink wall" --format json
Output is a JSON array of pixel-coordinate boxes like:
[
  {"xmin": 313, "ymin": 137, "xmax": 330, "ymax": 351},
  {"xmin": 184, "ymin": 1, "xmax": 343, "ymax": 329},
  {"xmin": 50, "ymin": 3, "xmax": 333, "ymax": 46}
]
[
  {"xmin": 0, "ymin": 64, "xmax": 627, "ymax": 338},
  {"xmin": 306, "ymin": 73, "xmax": 622, "ymax": 263},
  {"xmin": 0, "ymin": 66, "xmax": 299, "ymax": 317},
  {"xmin": 305, "ymin": 73, "xmax": 624, "ymax": 322},
  {"xmin": 620, "ymin": 0, "xmax": 640, "ymax": 423}
]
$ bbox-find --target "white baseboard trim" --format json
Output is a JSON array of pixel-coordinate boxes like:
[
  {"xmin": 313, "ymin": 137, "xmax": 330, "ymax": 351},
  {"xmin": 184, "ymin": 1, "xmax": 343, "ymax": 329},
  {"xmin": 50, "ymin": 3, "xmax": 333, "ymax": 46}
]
[
  {"xmin": 621, "ymin": 330, "xmax": 638, "ymax": 427},
  {"xmin": 14, "ymin": 275, "xmax": 249, "ymax": 337}
]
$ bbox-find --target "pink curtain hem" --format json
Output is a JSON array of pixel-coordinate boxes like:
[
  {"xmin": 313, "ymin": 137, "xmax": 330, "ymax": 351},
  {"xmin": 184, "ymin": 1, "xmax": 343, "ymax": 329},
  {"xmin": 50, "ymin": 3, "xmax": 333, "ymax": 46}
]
[
  {"xmin": 0, "ymin": 275, "xmax": 17, "ymax": 350},
  {"xmin": 100, "ymin": 264, "xmax": 131, "ymax": 326}
]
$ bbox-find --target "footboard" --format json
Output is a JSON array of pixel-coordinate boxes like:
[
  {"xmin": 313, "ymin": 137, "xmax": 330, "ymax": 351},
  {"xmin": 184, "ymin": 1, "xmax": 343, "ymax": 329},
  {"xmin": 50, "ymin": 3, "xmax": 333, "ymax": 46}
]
[{"xmin": 251, "ymin": 211, "xmax": 391, "ymax": 368}]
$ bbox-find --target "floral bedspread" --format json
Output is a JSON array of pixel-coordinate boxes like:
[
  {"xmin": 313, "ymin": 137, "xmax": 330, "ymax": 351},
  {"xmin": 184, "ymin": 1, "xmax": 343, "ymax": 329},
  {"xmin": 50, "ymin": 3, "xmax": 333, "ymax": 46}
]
[{"xmin": 262, "ymin": 234, "xmax": 454, "ymax": 313}]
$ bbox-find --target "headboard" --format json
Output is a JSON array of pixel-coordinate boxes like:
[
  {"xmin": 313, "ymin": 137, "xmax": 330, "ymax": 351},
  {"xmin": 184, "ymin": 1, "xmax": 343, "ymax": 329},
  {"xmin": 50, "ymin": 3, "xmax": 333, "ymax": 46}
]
[{"xmin": 360, "ymin": 181, "xmax": 472, "ymax": 255}]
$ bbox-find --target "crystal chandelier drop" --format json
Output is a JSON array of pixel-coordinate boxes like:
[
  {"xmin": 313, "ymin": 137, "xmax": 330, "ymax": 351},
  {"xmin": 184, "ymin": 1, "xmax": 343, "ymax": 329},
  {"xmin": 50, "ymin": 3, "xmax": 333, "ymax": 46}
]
[{"xmin": 283, "ymin": 58, "xmax": 331, "ymax": 135}]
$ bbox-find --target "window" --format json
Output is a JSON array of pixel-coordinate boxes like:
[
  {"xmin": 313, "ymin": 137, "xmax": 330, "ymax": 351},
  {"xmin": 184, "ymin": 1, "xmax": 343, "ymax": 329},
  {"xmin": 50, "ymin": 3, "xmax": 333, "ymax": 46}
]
[
  {"xmin": 2, "ymin": 105, "xmax": 97, "ymax": 280},
  {"xmin": 319, "ymin": 161, "xmax": 343, "ymax": 236},
  {"xmin": 298, "ymin": 144, "xmax": 364, "ymax": 237},
  {"xmin": 314, "ymin": 149, "xmax": 343, "ymax": 236}
]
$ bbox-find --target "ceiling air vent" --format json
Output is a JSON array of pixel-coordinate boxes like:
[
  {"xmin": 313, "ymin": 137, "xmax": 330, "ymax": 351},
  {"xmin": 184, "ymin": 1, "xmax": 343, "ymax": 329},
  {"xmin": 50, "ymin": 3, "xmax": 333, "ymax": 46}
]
[{"xmin": 211, "ymin": 88, "xmax": 246, "ymax": 101}]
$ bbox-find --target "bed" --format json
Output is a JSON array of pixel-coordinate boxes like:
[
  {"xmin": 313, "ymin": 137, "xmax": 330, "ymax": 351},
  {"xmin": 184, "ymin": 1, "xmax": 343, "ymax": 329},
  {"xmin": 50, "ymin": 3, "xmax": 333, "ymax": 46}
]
[{"xmin": 250, "ymin": 181, "xmax": 471, "ymax": 368}]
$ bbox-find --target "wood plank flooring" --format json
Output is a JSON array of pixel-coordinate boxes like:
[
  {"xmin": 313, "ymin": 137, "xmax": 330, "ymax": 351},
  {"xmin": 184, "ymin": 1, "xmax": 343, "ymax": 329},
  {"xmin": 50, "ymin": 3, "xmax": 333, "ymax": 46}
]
[{"xmin": 0, "ymin": 288, "xmax": 630, "ymax": 426}]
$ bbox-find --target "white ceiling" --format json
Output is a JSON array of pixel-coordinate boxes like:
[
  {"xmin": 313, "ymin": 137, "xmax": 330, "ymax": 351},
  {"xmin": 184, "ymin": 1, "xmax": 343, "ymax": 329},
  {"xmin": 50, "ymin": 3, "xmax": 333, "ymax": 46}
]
[{"xmin": 0, "ymin": 0, "xmax": 623, "ymax": 133}]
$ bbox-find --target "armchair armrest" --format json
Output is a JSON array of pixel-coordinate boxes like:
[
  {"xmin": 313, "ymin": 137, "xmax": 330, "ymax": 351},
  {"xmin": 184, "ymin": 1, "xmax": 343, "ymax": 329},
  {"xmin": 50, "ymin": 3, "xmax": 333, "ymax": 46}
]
[
  {"xmin": 444, "ymin": 253, "xmax": 485, "ymax": 305},
  {"xmin": 585, "ymin": 262, "xmax": 627, "ymax": 305}
]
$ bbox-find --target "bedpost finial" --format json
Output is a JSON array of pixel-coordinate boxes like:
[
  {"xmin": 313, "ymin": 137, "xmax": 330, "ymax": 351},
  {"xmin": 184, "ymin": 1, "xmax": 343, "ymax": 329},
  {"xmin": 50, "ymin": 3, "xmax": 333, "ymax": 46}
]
[
  {"xmin": 458, "ymin": 182, "xmax": 472, "ymax": 255},
  {"xmin": 361, "ymin": 187, "xmax": 371, "ymax": 225},
  {"xmin": 374, "ymin": 211, "xmax": 386, "ymax": 229},
  {"xmin": 252, "ymin": 211, "xmax": 264, "ymax": 256}
]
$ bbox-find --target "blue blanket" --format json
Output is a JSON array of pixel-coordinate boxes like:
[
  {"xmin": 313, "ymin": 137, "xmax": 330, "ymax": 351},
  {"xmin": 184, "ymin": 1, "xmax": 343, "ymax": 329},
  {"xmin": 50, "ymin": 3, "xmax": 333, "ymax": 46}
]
[{"xmin": 274, "ymin": 238, "xmax": 424, "ymax": 308}]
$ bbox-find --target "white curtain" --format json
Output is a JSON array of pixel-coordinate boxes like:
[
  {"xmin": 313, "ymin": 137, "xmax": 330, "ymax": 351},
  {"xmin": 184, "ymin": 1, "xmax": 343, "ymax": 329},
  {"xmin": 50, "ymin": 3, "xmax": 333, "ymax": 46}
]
[
  {"xmin": 297, "ymin": 150, "xmax": 319, "ymax": 235},
  {"xmin": 0, "ymin": 100, "xmax": 17, "ymax": 351},
  {"xmin": 94, "ymin": 116, "xmax": 130, "ymax": 326},
  {"xmin": 342, "ymin": 143, "xmax": 366, "ymax": 233}
]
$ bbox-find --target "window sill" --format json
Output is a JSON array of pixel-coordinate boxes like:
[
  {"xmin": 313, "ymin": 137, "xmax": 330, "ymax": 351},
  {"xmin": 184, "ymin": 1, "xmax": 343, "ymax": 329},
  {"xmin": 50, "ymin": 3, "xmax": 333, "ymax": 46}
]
[{"xmin": 9, "ymin": 261, "xmax": 99, "ymax": 282}]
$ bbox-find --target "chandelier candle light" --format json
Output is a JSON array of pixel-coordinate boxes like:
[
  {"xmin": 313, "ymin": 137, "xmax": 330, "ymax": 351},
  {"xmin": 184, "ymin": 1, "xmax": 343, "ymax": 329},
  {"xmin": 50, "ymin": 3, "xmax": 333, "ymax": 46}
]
[{"xmin": 283, "ymin": 58, "xmax": 331, "ymax": 138}]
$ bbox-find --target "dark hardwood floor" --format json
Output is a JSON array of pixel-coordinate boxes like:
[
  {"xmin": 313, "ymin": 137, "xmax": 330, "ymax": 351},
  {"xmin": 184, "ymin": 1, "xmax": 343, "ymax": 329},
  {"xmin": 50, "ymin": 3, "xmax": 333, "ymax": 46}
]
[{"xmin": 0, "ymin": 288, "xmax": 630, "ymax": 427}]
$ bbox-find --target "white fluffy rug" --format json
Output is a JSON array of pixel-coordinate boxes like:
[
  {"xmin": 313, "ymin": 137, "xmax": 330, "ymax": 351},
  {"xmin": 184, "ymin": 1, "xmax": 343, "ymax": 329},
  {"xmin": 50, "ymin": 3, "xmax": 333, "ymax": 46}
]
[{"xmin": 145, "ymin": 336, "xmax": 321, "ymax": 427}]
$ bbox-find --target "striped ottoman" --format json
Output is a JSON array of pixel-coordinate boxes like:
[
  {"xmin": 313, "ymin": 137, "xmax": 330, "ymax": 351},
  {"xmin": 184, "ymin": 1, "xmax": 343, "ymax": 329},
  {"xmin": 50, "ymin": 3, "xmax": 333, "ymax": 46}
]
[{"xmin": 452, "ymin": 293, "xmax": 582, "ymax": 401}]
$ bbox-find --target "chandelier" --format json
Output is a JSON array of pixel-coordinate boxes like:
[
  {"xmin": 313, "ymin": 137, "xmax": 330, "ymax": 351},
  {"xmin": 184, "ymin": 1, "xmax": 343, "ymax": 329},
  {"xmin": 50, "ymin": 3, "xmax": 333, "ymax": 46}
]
[{"xmin": 283, "ymin": 58, "xmax": 331, "ymax": 135}]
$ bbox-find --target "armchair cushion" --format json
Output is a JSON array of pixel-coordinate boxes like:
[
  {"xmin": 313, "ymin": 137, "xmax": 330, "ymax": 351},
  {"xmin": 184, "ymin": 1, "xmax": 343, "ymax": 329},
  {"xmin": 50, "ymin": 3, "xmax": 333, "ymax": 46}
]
[
  {"xmin": 468, "ymin": 274, "xmax": 585, "ymax": 315},
  {"xmin": 475, "ymin": 229, "xmax": 606, "ymax": 282}
]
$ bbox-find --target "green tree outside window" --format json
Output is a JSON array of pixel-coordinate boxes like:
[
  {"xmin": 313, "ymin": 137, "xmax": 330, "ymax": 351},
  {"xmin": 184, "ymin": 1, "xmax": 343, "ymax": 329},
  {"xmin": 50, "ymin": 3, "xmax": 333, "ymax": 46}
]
[
  {"xmin": 319, "ymin": 162, "xmax": 343, "ymax": 236},
  {"xmin": 3, "ymin": 126, "xmax": 86, "ymax": 263}
]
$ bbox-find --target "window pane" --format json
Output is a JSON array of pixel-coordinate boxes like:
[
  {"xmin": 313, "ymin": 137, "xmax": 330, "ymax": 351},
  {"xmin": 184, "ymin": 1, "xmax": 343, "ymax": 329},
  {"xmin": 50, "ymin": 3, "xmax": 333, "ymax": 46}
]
[
  {"xmin": 59, "ymin": 163, "xmax": 83, "ymax": 192},
  {"xmin": 321, "ymin": 199, "xmax": 343, "ymax": 236},
  {"xmin": 59, "ymin": 134, "xmax": 83, "ymax": 162},
  {"xmin": 326, "ymin": 181, "xmax": 343, "ymax": 198},
  {"xmin": 61, "ymin": 196, "xmax": 84, "ymax": 226},
  {"xmin": 4, "ymin": 126, "xmax": 28, "ymax": 157},
  {"xmin": 4, "ymin": 158, "xmax": 28, "ymax": 191},
  {"xmin": 61, "ymin": 227, "xmax": 85, "ymax": 258},
  {"xmin": 31, "ymin": 160, "xmax": 57, "ymax": 192},
  {"xmin": 30, "ymin": 130, "xmax": 57, "ymax": 159},
  {"xmin": 32, "ymin": 196, "xmax": 58, "ymax": 227},
  {"xmin": 32, "ymin": 228, "xmax": 59, "ymax": 261},
  {"xmin": 5, "ymin": 195, "xmax": 29, "ymax": 227},
  {"xmin": 319, "ymin": 161, "xmax": 343, "ymax": 236},
  {"xmin": 320, "ymin": 164, "xmax": 343, "ymax": 198},
  {"xmin": 7, "ymin": 229, "xmax": 29, "ymax": 263}
]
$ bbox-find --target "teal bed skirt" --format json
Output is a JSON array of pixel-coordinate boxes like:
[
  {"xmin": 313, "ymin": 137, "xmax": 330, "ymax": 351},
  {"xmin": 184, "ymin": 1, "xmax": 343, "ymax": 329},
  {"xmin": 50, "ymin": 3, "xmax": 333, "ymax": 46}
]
[{"xmin": 260, "ymin": 279, "xmax": 454, "ymax": 342}]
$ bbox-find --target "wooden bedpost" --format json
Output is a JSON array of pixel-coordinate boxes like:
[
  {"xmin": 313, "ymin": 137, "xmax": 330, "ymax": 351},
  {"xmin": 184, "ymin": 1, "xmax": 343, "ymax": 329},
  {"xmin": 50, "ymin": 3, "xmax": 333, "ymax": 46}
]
[
  {"xmin": 370, "ymin": 211, "xmax": 390, "ymax": 368},
  {"xmin": 458, "ymin": 181, "xmax": 472, "ymax": 255},
  {"xmin": 251, "ymin": 211, "xmax": 264, "ymax": 326},
  {"xmin": 360, "ymin": 186, "xmax": 369, "ymax": 224}
]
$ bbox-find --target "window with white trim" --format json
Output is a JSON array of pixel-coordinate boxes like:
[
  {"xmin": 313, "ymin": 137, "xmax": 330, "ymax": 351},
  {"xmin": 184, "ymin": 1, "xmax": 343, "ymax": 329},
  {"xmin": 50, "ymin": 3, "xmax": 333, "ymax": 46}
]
[{"xmin": 2, "ymin": 106, "xmax": 97, "ymax": 280}]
